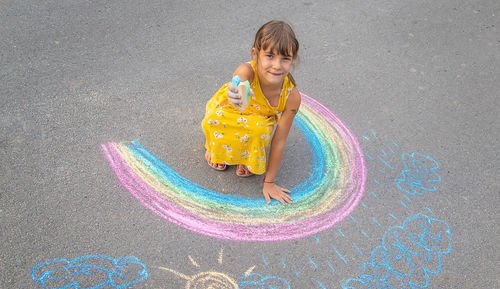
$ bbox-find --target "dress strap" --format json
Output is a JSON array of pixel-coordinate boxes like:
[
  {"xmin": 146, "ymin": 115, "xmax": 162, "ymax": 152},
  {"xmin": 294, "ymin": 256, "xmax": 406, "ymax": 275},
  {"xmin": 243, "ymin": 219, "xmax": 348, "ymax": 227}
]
[
  {"xmin": 247, "ymin": 61, "xmax": 256, "ymax": 75},
  {"xmin": 277, "ymin": 75, "xmax": 294, "ymax": 111}
]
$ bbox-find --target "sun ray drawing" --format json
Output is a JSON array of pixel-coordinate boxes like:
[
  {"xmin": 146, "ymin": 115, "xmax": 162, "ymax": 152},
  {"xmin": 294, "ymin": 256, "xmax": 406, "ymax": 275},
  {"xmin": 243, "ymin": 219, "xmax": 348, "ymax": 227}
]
[{"xmin": 158, "ymin": 249, "xmax": 251, "ymax": 289}]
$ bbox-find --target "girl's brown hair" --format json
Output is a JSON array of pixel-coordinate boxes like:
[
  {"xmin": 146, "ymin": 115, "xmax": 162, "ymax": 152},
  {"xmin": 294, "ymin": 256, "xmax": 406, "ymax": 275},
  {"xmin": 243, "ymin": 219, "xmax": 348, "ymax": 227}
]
[{"xmin": 253, "ymin": 20, "xmax": 299, "ymax": 85}]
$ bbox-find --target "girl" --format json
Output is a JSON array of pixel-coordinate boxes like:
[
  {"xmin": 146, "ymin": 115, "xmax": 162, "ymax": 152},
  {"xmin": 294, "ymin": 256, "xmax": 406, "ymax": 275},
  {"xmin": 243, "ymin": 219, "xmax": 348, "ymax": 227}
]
[{"xmin": 201, "ymin": 20, "xmax": 300, "ymax": 205}]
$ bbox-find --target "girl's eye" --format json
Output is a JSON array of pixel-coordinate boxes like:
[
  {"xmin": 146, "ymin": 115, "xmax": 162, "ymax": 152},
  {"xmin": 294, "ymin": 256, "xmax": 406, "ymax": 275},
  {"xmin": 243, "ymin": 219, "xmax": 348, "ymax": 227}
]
[{"xmin": 266, "ymin": 54, "xmax": 273, "ymax": 58}]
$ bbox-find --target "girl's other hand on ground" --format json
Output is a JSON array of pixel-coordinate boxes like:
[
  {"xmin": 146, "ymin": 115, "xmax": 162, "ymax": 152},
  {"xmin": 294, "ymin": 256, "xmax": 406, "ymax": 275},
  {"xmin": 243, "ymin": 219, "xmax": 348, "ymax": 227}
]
[{"xmin": 262, "ymin": 182, "xmax": 293, "ymax": 205}]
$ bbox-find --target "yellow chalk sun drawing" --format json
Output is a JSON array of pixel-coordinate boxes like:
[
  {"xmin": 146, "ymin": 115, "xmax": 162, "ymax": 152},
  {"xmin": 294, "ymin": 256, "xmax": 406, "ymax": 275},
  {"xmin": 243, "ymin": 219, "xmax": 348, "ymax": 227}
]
[{"xmin": 159, "ymin": 248, "xmax": 255, "ymax": 289}]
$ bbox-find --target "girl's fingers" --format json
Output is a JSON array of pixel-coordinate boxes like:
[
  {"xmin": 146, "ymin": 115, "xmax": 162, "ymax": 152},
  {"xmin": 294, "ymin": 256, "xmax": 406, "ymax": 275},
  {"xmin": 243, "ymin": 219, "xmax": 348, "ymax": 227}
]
[
  {"xmin": 263, "ymin": 185, "xmax": 293, "ymax": 205},
  {"xmin": 282, "ymin": 194, "xmax": 293, "ymax": 203},
  {"xmin": 227, "ymin": 91, "xmax": 242, "ymax": 104},
  {"xmin": 264, "ymin": 192, "xmax": 271, "ymax": 204},
  {"xmin": 277, "ymin": 185, "xmax": 291, "ymax": 194},
  {"xmin": 276, "ymin": 192, "xmax": 292, "ymax": 205}
]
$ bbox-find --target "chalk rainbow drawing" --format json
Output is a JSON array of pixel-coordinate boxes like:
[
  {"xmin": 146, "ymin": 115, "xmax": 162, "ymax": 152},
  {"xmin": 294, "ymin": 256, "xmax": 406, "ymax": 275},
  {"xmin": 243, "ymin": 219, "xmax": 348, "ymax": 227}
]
[{"xmin": 101, "ymin": 93, "xmax": 366, "ymax": 241}]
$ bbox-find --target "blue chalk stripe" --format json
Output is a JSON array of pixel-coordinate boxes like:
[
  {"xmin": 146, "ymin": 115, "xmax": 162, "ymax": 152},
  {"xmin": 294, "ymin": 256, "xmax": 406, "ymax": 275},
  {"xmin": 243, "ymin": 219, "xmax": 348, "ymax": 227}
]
[
  {"xmin": 360, "ymin": 230, "xmax": 371, "ymax": 241},
  {"xmin": 333, "ymin": 247, "xmax": 347, "ymax": 264},
  {"xmin": 316, "ymin": 279, "xmax": 328, "ymax": 289},
  {"xmin": 353, "ymin": 243, "xmax": 363, "ymax": 256},
  {"xmin": 372, "ymin": 217, "xmax": 381, "ymax": 227},
  {"xmin": 262, "ymin": 255, "xmax": 269, "ymax": 267},
  {"xmin": 308, "ymin": 256, "xmax": 318, "ymax": 269},
  {"xmin": 280, "ymin": 257, "xmax": 286, "ymax": 269},
  {"xmin": 326, "ymin": 261, "xmax": 335, "ymax": 273},
  {"xmin": 378, "ymin": 155, "xmax": 393, "ymax": 169}
]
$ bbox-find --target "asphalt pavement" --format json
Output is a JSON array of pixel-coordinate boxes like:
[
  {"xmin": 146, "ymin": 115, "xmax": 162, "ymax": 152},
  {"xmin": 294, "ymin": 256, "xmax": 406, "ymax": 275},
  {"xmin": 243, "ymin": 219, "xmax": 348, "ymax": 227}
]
[{"xmin": 1, "ymin": 0, "xmax": 499, "ymax": 288}]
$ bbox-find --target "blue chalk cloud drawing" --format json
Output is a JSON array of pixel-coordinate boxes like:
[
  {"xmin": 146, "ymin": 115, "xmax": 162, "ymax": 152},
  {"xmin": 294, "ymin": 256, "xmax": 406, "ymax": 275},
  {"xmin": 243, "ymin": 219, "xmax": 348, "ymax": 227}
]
[
  {"xmin": 395, "ymin": 153, "xmax": 441, "ymax": 196},
  {"xmin": 31, "ymin": 255, "xmax": 148, "ymax": 289},
  {"xmin": 238, "ymin": 273, "xmax": 291, "ymax": 289},
  {"xmin": 342, "ymin": 213, "xmax": 452, "ymax": 289}
]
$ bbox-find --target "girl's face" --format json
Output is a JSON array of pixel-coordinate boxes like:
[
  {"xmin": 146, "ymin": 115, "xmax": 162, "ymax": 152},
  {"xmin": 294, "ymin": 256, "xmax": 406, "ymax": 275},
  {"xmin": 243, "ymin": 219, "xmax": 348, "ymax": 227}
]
[{"xmin": 252, "ymin": 46, "xmax": 294, "ymax": 87}]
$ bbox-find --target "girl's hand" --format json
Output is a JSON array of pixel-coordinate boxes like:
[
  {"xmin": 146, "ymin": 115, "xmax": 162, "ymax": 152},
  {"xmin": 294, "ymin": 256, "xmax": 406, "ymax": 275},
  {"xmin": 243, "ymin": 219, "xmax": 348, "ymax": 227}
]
[
  {"xmin": 227, "ymin": 83, "xmax": 242, "ymax": 105},
  {"xmin": 262, "ymin": 182, "xmax": 293, "ymax": 205},
  {"xmin": 227, "ymin": 84, "xmax": 254, "ymax": 106}
]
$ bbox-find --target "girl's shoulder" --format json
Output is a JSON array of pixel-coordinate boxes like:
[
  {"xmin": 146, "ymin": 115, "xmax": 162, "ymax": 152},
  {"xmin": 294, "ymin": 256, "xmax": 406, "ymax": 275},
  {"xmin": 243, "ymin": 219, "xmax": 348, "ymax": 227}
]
[
  {"xmin": 233, "ymin": 62, "xmax": 255, "ymax": 84},
  {"xmin": 285, "ymin": 86, "xmax": 301, "ymax": 108}
]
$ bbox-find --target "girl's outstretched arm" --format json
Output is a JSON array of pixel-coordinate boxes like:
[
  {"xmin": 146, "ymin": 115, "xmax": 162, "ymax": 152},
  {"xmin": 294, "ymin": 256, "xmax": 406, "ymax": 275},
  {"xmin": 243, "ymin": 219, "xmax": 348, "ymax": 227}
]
[
  {"xmin": 262, "ymin": 88, "xmax": 301, "ymax": 205},
  {"xmin": 227, "ymin": 63, "xmax": 254, "ymax": 106}
]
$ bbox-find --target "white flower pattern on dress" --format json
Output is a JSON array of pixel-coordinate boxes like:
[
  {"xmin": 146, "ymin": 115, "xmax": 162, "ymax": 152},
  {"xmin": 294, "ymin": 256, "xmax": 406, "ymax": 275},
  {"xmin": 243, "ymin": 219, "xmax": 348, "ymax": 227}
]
[
  {"xmin": 213, "ymin": 131, "xmax": 223, "ymax": 139},
  {"xmin": 222, "ymin": 144, "xmax": 232, "ymax": 152}
]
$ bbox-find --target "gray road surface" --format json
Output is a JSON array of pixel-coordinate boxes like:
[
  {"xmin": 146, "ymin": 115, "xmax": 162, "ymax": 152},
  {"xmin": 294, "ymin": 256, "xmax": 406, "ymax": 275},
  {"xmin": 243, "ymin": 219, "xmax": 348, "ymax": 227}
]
[{"xmin": 1, "ymin": 0, "xmax": 499, "ymax": 288}]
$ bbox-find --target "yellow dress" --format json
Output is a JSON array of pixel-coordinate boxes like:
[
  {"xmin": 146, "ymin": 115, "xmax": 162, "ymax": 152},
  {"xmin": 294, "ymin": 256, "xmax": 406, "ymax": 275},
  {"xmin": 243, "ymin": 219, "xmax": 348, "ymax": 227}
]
[{"xmin": 201, "ymin": 60, "xmax": 294, "ymax": 175}]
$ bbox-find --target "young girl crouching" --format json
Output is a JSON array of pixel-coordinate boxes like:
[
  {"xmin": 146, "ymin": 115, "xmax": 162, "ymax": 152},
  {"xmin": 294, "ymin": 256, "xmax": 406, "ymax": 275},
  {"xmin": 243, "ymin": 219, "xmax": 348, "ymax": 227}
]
[{"xmin": 201, "ymin": 20, "xmax": 300, "ymax": 205}]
